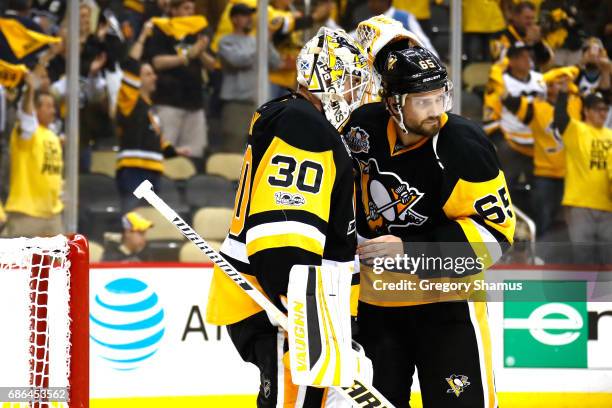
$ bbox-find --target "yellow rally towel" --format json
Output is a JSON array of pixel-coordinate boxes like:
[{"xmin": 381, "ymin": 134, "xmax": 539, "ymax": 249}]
[
  {"xmin": 543, "ymin": 65, "xmax": 580, "ymax": 94},
  {"xmin": 0, "ymin": 59, "xmax": 28, "ymax": 88},
  {"xmin": 151, "ymin": 16, "xmax": 208, "ymax": 40},
  {"xmin": 0, "ymin": 18, "xmax": 60, "ymax": 60}
]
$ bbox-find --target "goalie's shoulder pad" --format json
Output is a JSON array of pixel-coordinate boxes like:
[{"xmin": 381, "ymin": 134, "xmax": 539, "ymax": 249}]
[{"xmin": 253, "ymin": 97, "xmax": 340, "ymax": 154}]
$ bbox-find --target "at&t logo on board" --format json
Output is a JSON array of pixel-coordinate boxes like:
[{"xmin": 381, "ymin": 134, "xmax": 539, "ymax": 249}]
[{"xmin": 90, "ymin": 277, "xmax": 165, "ymax": 370}]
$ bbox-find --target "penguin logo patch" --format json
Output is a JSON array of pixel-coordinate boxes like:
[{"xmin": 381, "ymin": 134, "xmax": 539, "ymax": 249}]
[
  {"xmin": 359, "ymin": 158, "xmax": 428, "ymax": 232},
  {"xmin": 446, "ymin": 374, "xmax": 470, "ymax": 397}
]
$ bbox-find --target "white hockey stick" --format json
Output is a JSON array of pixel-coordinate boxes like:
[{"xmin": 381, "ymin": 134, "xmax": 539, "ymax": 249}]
[{"xmin": 133, "ymin": 180, "xmax": 394, "ymax": 408}]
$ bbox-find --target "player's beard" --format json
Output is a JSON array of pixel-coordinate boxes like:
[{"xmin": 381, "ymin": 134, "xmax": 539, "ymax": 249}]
[{"xmin": 405, "ymin": 116, "xmax": 441, "ymax": 138}]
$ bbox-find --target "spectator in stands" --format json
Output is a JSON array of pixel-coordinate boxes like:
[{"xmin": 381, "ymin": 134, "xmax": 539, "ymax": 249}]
[
  {"xmin": 116, "ymin": 20, "xmax": 190, "ymax": 213},
  {"xmin": 490, "ymin": 1, "xmax": 553, "ymax": 70},
  {"xmin": 498, "ymin": 44, "xmax": 546, "ymax": 186},
  {"xmin": 554, "ymin": 88, "xmax": 612, "ymax": 264},
  {"xmin": 393, "ymin": 0, "xmax": 440, "ymax": 37},
  {"xmin": 502, "ymin": 71, "xmax": 581, "ymax": 237},
  {"xmin": 463, "ymin": 0, "xmax": 506, "ymax": 62},
  {"xmin": 145, "ymin": 0, "xmax": 171, "ymax": 19},
  {"xmin": 575, "ymin": 37, "xmax": 611, "ymax": 96},
  {"xmin": 539, "ymin": 0, "xmax": 585, "ymax": 66},
  {"xmin": 218, "ymin": 4, "xmax": 281, "ymax": 153},
  {"xmin": 267, "ymin": 0, "xmax": 333, "ymax": 98},
  {"xmin": 144, "ymin": 0, "xmax": 215, "ymax": 167},
  {"xmin": 4, "ymin": 72, "xmax": 63, "ymax": 237},
  {"xmin": 30, "ymin": 0, "xmax": 66, "ymax": 35},
  {"xmin": 361, "ymin": 0, "xmax": 438, "ymax": 56},
  {"xmin": 46, "ymin": 3, "xmax": 113, "ymax": 173},
  {"xmin": 593, "ymin": 0, "xmax": 612, "ymax": 57},
  {"xmin": 102, "ymin": 211, "xmax": 153, "ymax": 262}
]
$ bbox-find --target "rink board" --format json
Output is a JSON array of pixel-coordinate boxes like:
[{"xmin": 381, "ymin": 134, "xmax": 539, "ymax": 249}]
[{"xmin": 86, "ymin": 264, "xmax": 612, "ymax": 407}]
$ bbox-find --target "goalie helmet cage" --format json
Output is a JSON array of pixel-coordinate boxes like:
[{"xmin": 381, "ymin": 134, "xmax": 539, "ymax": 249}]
[{"xmin": 0, "ymin": 235, "xmax": 89, "ymax": 408}]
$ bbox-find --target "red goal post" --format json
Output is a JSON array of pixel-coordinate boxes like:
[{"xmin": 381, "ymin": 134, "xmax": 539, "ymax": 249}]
[{"xmin": 0, "ymin": 234, "xmax": 89, "ymax": 408}]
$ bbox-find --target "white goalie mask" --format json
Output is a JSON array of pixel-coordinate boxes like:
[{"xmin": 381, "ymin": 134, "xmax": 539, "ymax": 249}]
[{"xmin": 297, "ymin": 27, "xmax": 371, "ymax": 131}]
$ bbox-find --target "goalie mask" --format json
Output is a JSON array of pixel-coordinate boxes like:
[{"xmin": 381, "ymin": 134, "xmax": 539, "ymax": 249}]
[
  {"xmin": 379, "ymin": 46, "xmax": 453, "ymax": 136},
  {"xmin": 297, "ymin": 27, "xmax": 371, "ymax": 131}
]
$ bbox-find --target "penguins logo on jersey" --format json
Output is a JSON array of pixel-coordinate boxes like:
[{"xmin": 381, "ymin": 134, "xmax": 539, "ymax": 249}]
[
  {"xmin": 446, "ymin": 374, "xmax": 470, "ymax": 397},
  {"xmin": 359, "ymin": 158, "xmax": 428, "ymax": 232},
  {"xmin": 344, "ymin": 126, "xmax": 370, "ymax": 153}
]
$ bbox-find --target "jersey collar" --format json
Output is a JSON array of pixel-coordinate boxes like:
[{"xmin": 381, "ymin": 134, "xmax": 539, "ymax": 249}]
[{"xmin": 387, "ymin": 113, "xmax": 448, "ymax": 156}]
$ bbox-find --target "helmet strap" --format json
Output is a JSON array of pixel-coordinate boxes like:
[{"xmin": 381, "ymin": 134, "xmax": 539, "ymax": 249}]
[{"xmin": 386, "ymin": 94, "xmax": 410, "ymax": 136}]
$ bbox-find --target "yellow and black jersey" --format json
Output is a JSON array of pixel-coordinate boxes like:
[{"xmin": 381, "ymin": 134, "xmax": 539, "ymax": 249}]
[
  {"xmin": 500, "ymin": 71, "xmax": 547, "ymax": 156},
  {"xmin": 502, "ymin": 93, "xmax": 581, "ymax": 178},
  {"xmin": 116, "ymin": 58, "xmax": 176, "ymax": 173},
  {"xmin": 344, "ymin": 104, "xmax": 515, "ymax": 306},
  {"xmin": 207, "ymin": 94, "xmax": 358, "ymax": 326}
]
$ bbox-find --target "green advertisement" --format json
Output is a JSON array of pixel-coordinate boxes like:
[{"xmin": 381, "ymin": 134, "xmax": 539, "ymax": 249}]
[{"xmin": 504, "ymin": 280, "xmax": 588, "ymax": 368}]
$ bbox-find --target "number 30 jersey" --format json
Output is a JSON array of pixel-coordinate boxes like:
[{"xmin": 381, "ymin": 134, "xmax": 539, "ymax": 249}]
[
  {"xmin": 207, "ymin": 95, "xmax": 358, "ymax": 326},
  {"xmin": 344, "ymin": 103, "xmax": 516, "ymax": 268}
]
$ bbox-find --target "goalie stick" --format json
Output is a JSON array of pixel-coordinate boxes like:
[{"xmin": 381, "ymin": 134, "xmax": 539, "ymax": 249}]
[{"xmin": 133, "ymin": 179, "xmax": 394, "ymax": 408}]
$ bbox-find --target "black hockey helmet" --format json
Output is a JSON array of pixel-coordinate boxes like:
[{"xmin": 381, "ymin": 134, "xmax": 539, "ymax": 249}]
[{"xmin": 378, "ymin": 46, "xmax": 448, "ymax": 96}]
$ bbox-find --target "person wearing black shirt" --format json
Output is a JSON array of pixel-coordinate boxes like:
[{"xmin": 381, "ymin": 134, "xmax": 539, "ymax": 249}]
[{"xmin": 144, "ymin": 0, "xmax": 214, "ymax": 164}]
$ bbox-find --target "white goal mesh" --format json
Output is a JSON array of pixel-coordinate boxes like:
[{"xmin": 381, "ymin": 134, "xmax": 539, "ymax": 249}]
[{"xmin": 0, "ymin": 236, "xmax": 88, "ymax": 408}]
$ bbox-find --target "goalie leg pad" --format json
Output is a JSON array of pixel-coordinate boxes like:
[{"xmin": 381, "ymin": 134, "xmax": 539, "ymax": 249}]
[{"xmin": 287, "ymin": 264, "xmax": 355, "ymax": 387}]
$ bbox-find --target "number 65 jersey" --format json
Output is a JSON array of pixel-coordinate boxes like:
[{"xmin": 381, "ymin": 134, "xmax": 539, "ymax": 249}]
[
  {"xmin": 344, "ymin": 103, "xmax": 516, "ymax": 266},
  {"xmin": 206, "ymin": 95, "xmax": 358, "ymax": 326}
]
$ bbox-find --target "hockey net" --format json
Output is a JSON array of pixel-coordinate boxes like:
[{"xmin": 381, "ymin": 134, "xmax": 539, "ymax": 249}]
[{"xmin": 0, "ymin": 235, "xmax": 89, "ymax": 408}]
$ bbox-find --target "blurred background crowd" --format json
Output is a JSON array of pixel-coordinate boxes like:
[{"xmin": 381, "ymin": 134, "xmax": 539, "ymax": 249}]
[{"xmin": 0, "ymin": 0, "xmax": 610, "ymax": 264}]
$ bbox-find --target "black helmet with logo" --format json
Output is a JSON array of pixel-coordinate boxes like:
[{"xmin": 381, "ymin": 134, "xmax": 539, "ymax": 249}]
[{"xmin": 378, "ymin": 46, "xmax": 448, "ymax": 96}]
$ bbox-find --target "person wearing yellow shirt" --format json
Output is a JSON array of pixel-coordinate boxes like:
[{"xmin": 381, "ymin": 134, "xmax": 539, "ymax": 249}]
[
  {"xmin": 463, "ymin": 0, "xmax": 506, "ymax": 61},
  {"xmin": 554, "ymin": 88, "xmax": 612, "ymax": 264},
  {"xmin": 4, "ymin": 72, "xmax": 63, "ymax": 237},
  {"xmin": 393, "ymin": 0, "xmax": 442, "ymax": 36}
]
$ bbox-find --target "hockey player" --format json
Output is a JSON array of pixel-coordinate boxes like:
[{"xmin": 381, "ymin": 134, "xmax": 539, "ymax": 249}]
[
  {"xmin": 343, "ymin": 46, "xmax": 515, "ymax": 407},
  {"xmin": 206, "ymin": 27, "xmax": 371, "ymax": 407}
]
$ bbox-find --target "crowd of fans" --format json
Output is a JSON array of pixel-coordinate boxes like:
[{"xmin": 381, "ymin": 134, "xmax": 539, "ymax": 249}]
[{"xmin": 0, "ymin": 0, "xmax": 610, "ymax": 263}]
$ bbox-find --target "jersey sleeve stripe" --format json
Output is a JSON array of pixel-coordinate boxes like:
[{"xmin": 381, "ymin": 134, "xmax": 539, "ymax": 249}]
[
  {"xmin": 455, "ymin": 218, "xmax": 503, "ymax": 269},
  {"xmin": 248, "ymin": 210, "xmax": 327, "ymax": 235},
  {"xmin": 469, "ymin": 215, "xmax": 512, "ymax": 244},
  {"xmin": 246, "ymin": 233, "xmax": 324, "ymax": 257},
  {"xmin": 247, "ymin": 221, "xmax": 326, "ymax": 245},
  {"xmin": 220, "ymin": 236, "xmax": 250, "ymax": 265},
  {"xmin": 121, "ymin": 72, "xmax": 141, "ymax": 89}
]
